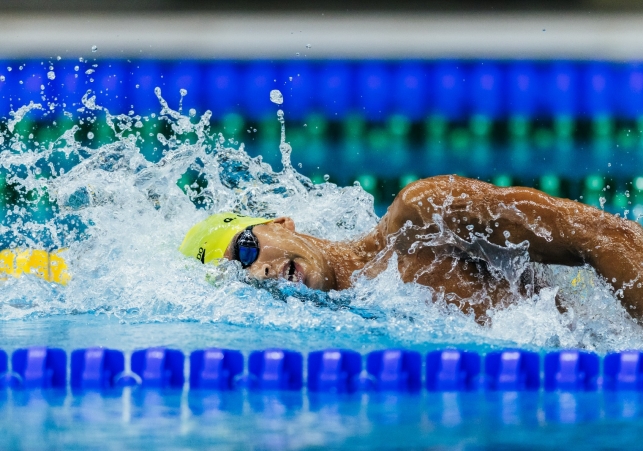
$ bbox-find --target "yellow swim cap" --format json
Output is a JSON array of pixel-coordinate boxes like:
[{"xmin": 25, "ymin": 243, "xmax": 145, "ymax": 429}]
[
  {"xmin": 0, "ymin": 248, "xmax": 70, "ymax": 286},
  {"xmin": 179, "ymin": 212, "xmax": 270, "ymax": 264}
]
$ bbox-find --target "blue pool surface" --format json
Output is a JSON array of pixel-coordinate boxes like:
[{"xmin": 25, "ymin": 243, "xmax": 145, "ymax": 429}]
[{"xmin": 0, "ymin": 315, "xmax": 642, "ymax": 450}]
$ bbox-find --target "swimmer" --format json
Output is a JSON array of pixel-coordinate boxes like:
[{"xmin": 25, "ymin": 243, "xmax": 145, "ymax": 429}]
[{"xmin": 190, "ymin": 175, "xmax": 643, "ymax": 321}]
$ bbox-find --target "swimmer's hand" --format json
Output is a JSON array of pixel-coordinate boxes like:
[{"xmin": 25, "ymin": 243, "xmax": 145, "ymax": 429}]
[{"xmin": 0, "ymin": 248, "xmax": 70, "ymax": 286}]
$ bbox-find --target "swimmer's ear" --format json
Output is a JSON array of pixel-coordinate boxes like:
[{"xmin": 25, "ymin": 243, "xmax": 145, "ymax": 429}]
[{"xmin": 271, "ymin": 217, "xmax": 296, "ymax": 232}]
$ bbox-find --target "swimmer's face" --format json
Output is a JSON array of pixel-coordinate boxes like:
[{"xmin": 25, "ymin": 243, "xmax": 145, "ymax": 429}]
[{"xmin": 224, "ymin": 217, "xmax": 335, "ymax": 291}]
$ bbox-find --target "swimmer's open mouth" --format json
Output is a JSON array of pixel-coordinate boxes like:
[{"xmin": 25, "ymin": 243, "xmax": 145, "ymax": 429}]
[{"xmin": 282, "ymin": 260, "xmax": 304, "ymax": 283}]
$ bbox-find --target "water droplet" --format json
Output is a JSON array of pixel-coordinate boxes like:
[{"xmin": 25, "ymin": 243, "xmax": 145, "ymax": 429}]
[
  {"xmin": 91, "ymin": 45, "xmax": 98, "ymax": 52},
  {"xmin": 47, "ymin": 71, "xmax": 55, "ymax": 80},
  {"xmin": 269, "ymin": 89, "xmax": 283, "ymax": 105},
  {"xmin": 306, "ymin": 44, "xmax": 311, "ymax": 48},
  {"xmin": 87, "ymin": 131, "xmax": 94, "ymax": 139},
  {"xmin": 295, "ymin": 52, "xmax": 300, "ymax": 56},
  {"xmin": 323, "ymin": 174, "xmax": 330, "ymax": 182},
  {"xmin": 180, "ymin": 88, "xmax": 187, "ymax": 96},
  {"xmin": 542, "ymin": 28, "xmax": 546, "ymax": 32}
]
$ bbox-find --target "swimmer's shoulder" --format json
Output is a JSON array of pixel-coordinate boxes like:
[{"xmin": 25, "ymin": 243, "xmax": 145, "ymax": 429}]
[{"xmin": 381, "ymin": 175, "xmax": 498, "ymax": 233}]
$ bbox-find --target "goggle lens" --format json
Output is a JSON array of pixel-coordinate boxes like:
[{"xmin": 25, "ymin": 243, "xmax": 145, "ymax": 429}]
[
  {"xmin": 238, "ymin": 246, "xmax": 259, "ymax": 267},
  {"xmin": 235, "ymin": 226, "xmax": 260, "ymax": 268}
]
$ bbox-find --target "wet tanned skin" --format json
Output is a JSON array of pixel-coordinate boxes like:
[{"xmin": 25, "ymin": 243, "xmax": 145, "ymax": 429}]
[{"xmin": 226, "ymin": 175, "xmax": 643, "ymax": 321}]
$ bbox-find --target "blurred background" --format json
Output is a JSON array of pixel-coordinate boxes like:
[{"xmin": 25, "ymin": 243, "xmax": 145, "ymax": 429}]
[{"xmin": 3, "ymin": 1, "xmax": 643, "ymax": 215}]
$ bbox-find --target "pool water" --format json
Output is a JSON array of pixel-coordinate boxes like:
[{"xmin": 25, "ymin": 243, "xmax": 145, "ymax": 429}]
[{"xmin": 2, "ymin": 82, "xmax": 643, "ymax": 449}]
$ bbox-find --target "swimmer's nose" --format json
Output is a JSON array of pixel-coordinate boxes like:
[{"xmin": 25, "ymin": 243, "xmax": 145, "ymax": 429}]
[{"xmin": 249, "ymin": 263, "xmax": 275, "ymax": 280}]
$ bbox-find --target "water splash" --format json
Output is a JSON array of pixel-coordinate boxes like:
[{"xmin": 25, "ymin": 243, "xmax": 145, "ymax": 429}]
[{"xmin": 0, "ymin": 83, "xmax": 641, "ymax": 353}]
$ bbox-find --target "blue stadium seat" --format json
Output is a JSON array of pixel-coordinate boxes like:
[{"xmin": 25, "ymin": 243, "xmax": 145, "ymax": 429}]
[
  {"xmin": 279, "ymin": 62, "xmax": 316, "ymax": 120},
  {"xmin": 0, "ymin": 61, "xmax": 9, "ymax": 117},
  {"xmin": 432, "ymin": 62, "xmax": 466, "ymax": 120},
  {"xmin": 470, "ymin": 61, "xmax": 504, "ymax": 119},
  {"xmin": 507, "ymin": 62, "xmax": 539, "ymax": 118},
  {"xmin": 91, "ymin": 59, "xmax": 128, "ymax": 114},
  {"xmin": 128, "ymin": 60, "xmax": 164, "ymax": 116},
  {"xmin": 581, "ymin": 62, "xmax": 614, "ymax": 118},
  {"xmin": 242, "ymin": 62, "xmax": 279, "ymax": 120},
  {"xmin": 163, "ymin": 60, "xmax": 203, "ymax": 114},
  {"xmin": 392, "ymin": 61, "xmax": 429, "ymax": 121},
  {"xmin": 203, "ymin": 62, "xmax": 241, "ymax": 120},
  {"xmin": 53, "ymin": 59, "xmax": 90, "ymax": 112},
  {"xmin": 356, "ymin": 62, "xmax": 391, "ymax": 122},
  {"xmin": 7, "ymin": 60, "xmax": 50, "ymax": 120},
  {"xmin": 545, "ymin": 61, "xmax": 579, "ymax": 117},
  {"xmin": 616, "ymin": 63, "xmax": 643, "ymax": 120},
  {"xmin": 318, "ymin": 61, "xmax": 353, "ymax": 119}
]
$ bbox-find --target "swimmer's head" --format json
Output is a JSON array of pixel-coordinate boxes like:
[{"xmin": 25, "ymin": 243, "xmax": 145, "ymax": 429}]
[
  {"xmin": 180, "ymin": 212, "xmax": 337, "ymax": 291},
  {"xmin": 179, "ymin": 213, "xmax": 270, "ymax": 264}
]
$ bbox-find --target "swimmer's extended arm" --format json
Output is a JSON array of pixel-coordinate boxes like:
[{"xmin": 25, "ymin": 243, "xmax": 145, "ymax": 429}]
[{"xmin": 383, "ymin": 175, "xmax": 643, "ymax": 320}]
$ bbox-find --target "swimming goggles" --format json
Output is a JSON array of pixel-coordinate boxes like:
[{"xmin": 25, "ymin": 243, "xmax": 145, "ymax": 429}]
[{"xmin": 233, "ymin": 226, "xmax": 260, "ymax": 268}]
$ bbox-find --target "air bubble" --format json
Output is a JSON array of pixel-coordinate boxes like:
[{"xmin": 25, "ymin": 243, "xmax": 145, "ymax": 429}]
[
  {"xmin": 180, "ymin": 88, "xmax": 187, "ymax": 96},
  {"xmin": 324, "ymin": 174, "xmax": 330, "ymax": 182},
  {"xmin": 0, "ymin": 76, "xmax": 4, "ymax": 82},
  {"xmin": 269, "ymin": 89, "xmax": 283, "ymax": 105},
  {"xmin": 91, "ymin": 45, "xmax": 98, "ymax": 52},
  {"xmin": 87, "ymin": 132, "xmax": 94, "ymax": 139},
  {"xmin": 47, "ymin": 71, "xmax": 55, "ymax": 80},
  {"xmin": 306, "ymin": 44, "xmax": 312, "ymax": 48}
]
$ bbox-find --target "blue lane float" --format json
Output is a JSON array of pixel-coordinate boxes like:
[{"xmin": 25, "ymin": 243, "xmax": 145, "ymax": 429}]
[
  {"xmin": 544, "ymin": 350, "xmax": 600, "ymax": 392},
  {"xmin": 247, "ymin": 349, "xmax": 303, "ymax": 391},
  {"xmin": 70, "ymin": 347, "xmax": 125, "ymax": 391},
  {"xmin": 426, "ymin": 349, "xmax": 480, "ymax": 391},
  {"xmin": 12, "ymin": 347, "xmax": 66, "ymax": 389},
  {"xmin": 603, "ymin": 350, "xmax": 643, "ymax": 391},
  {"xmin": 189, "ymin": 348, "xmax": 244, "ymax": 390},
  {"xmin": 307, "ymin": 349, "xmax": 361, "ymax": 393},
  {"xmin": 367, "ymin": 349, "xmax": 422, "ymax": 392},
  {"xmin": 484, "ymin": 350, "xmax": 540, "ymax": 391},
  {"xmin": 130, "ymin": 347, "xmax": 184, "ymax": 389},
  {"xmin": 7, "ymin": 346, "xmax": 643, "ymax": 394}
]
